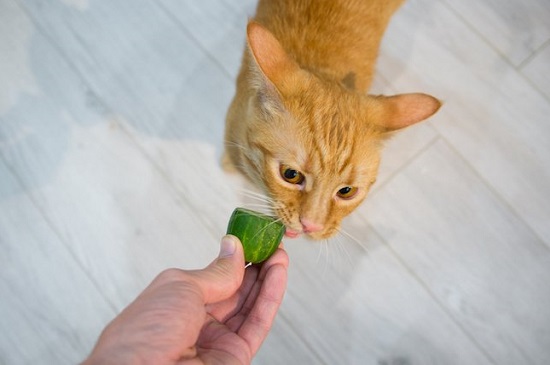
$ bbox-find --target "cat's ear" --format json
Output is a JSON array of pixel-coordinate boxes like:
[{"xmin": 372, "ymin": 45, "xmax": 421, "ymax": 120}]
[
  {"xmin": 246, "ymin": 21, "xmax": 302, "ymax": 93},
  {"xmin": 374, "ymin": 93, "xmax": 442, "ymax": 131}
]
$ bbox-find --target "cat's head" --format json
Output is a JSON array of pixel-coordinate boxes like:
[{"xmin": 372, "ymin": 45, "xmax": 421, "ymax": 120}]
[{"xmin": 234, "ymin": 22, "xmax": 441, "ymax": 240}]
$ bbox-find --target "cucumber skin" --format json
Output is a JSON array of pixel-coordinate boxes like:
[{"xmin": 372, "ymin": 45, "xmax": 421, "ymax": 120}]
[{"xmin": 226, "ymin": 208, "xmax": 285, "ymax": 264}]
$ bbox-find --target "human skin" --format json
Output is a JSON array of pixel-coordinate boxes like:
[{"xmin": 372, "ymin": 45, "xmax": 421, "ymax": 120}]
[{"xmin": 82, "ymin": 235, "xmax": 289, "ymax": 365}]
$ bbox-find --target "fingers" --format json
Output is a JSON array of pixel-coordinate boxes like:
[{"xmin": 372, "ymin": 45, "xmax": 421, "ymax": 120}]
[
  {"xmin": 236, "ymin": 248, "xmax": 289, "ymax": 355},
  {"xmin": 237, "ymin": 247, "xmax": 289, "ymax": 321},
  {"xmin": 259, "ymin": 246, "xmax": 290, "ymax": 278},
  {"xmin": 207, "ymin": 245, "xmax": 289, "ymax": 323},
  {"xmin": 186, "ymin": 235, "xmax": 246, "ymax": 304}
]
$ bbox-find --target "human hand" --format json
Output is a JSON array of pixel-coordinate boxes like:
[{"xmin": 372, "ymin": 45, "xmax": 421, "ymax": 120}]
[{"xmin": 82, "ymin": 235, "xmax": 289, "ymax": 365}]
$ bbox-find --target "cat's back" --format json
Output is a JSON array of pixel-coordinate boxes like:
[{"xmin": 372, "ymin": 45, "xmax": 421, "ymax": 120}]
[
  {"xmin": 255, "ymin": 0, "xmax": 404, "ymax": 91},
  {"xmin": 253, "ymin": 0, "xmax": 405, "ymax": 91}
]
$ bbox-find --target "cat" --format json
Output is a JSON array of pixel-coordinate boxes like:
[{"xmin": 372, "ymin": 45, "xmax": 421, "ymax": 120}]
[{"xmin": 223, "ymin": 0, "xmax": 441, "ymax": 240}]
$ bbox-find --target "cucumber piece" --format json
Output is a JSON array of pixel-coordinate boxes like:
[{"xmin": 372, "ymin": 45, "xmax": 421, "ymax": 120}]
[{"xmin": 226, "ymin": 207, "xmax": 285, "ymax": 264}]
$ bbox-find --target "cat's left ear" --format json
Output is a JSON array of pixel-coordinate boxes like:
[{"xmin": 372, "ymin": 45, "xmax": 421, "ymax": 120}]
[{"xmin": 374, "ymin": 93, "xmax": 442, "ymax": 131}]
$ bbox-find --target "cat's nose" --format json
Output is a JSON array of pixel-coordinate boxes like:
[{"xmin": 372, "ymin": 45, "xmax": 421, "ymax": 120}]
[{"xmin": 300, "ymin": 218, "xmax": 324, "ymax": 234}]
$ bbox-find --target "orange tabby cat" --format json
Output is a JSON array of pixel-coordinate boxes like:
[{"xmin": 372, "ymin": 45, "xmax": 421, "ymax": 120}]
[{"xmin": 224, "ymin": 0, "xmax": 440, "ymax": 240}]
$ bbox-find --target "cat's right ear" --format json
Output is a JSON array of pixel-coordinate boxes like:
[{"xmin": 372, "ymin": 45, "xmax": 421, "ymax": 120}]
[
  {"xmin": 247, "ymin": 21, "xmax": 301, "ymax": 99},
  {"xmin": 246, "ymin": 21, "xmax": 301, "ymax": 90}
]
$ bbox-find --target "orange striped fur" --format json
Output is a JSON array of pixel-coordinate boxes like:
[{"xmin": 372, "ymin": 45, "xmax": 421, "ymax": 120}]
[{"xmin": 224, "ymin": 0, "xmax": 441, "ymax": 239}]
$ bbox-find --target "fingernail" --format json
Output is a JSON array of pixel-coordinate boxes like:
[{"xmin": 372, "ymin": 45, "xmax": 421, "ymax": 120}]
[{"xmin": 219, "ymin": 235, "xmax": 237, "ymax": 258}]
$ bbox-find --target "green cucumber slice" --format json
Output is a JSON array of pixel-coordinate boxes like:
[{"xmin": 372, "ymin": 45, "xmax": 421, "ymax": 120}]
[{"xmin": 226, "ymin": 207, "xmax": 285, "ymax": 264}]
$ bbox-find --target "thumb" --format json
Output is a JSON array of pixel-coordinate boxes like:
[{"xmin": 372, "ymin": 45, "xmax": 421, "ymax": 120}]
[{"xmin": 189, "ymin": 235, "xmax": 246, "ymax": 304}]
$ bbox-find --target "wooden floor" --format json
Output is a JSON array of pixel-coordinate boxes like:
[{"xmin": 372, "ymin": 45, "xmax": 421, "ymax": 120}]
[{"xmin": 1, "ymin": 0, "xmax": 550, "ymax": 364}]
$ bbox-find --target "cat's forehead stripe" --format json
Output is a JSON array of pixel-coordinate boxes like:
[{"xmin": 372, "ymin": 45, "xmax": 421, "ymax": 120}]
[
  {"xmin": 305, "ymin": 113, "xmax": 327, "ymax": 169},
  {"xmin": 325, "ymin": 113, "xmax": 356, "ymax": 175},
  {"xmin": 299, "ymin": 112, "xmax": 350, "ymax": 175}
]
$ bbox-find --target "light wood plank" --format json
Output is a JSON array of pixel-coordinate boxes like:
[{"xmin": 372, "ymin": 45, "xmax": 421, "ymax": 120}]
[
  {"xmin": 19, "ymin": 0, "xmax": 219, "ymax": 139},
  {"xmin": 157, "ymin": 0, "xmax": 257, "ymax": 78},
  {"xmin": 277, "ymin": 234, "xmax": 491, "ymax": 365},
  {"xmin": 378, "ymin": 0, "xmax": 550, "ymax": 243},
  {"xmin": 522, "ymin": 41, "xmax": 550, "ymax": 100},
  {"xmin": 0, "ymin": 0, "xmax": 38, "ymax": 115},
  {"xmin": 0, "ymin": 160, "xmax": 114, "ymax": 364},
  {"xmin": 0, "ymin": 3, "xmax": 224, "ymax": 308},
  {"xmin": 254, "ymin": 314, "xmax": 327, "ymax": 365},
  {"xmin": 2, "ymin": 117, "xmax": 227, "ymax": 308},
  {"xmin": 443, "ymin": 0, "xmax": 550, "ymax": 66},
  {"xmin": 361, "ymin": 139, "xmax": 550, "ymax": 364},
  {"xmin": 18, "ymin": 0, "xmax": 248, "ymax": 220}
]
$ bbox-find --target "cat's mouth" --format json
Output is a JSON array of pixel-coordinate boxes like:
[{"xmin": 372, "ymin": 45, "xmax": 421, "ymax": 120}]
[
  {"xmin": 284, "ymin": 229, "xmax": 301, "ymax": 239},
  {"xmin": 283, "ymin": 227, "xmax": 335, "ymax": 240}
]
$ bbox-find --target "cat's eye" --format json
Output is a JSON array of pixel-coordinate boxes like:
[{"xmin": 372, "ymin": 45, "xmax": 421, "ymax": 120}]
[
  {"xmin": 280, "ymin": 165, "xmax": 305, "ymax": 185},
  {"xmin": 337, "ymin": 186, "xmax": 358, "ymax": 200}
]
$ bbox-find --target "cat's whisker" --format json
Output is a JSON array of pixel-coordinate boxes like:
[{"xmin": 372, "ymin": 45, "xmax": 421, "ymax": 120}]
[
  {"xmin": 331, "ymin": 237, "xmax": 342, "ymax": 268},
  {"xmin": 336, "ymin": 227, "xmax": 369, "ymax": 254},
  {"xmin": 241, "ymin": 195, "xmax": 269, "ymax": 203},
  {"xmin": 240, "ymin": 189, "xmax": 273, "ymax": 204},
  {"xmin": 241, "ymin": 204, "xmax": 274, "ymax": 214},
  {"xmin": 239, "ymin": 189, "xmax": 288, "ymax": 217},
  {"xmin": 318, "ymin": 239, "xmax": 329, "ymax": 277},
  {"xmin": 241, "ymin": 199, "xmax": 277, "ymax": 214},
  {"xmin": 316, "ymin": 239, "xmax": 324, "ymax": 265},
  {"xmin": 240, "ymin": 187, "xmax": 270, "ymax": 199},
  {"xmin": 224, "ymin": 141, "xmax": 249, "ymax": 151},
  {"xmin": 333, "ymin": 234, "xmax": 353, "ymax": 269},
  {"xmin": 232, "ymin": 163, "xmax": 249, "ymax": 172},
  {"xmin": 239, "ymin": 189, "xmax": 271, "ymax": 205},
  {"xmin": 241, "ymin": 202, "xmax": 272, "ymax": 209}
]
